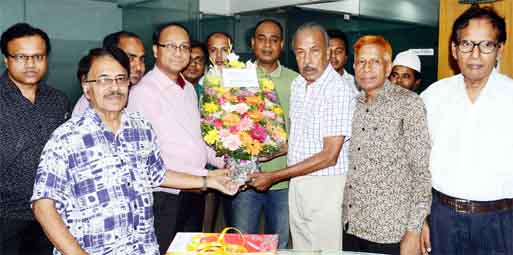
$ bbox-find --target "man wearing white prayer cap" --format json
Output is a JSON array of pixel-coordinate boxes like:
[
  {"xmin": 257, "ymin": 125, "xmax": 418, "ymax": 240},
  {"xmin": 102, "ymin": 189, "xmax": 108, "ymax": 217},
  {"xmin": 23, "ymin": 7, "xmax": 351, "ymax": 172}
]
[{"xmin": 389, "ymin": 50, "xmax": 422, "ymax": 91}]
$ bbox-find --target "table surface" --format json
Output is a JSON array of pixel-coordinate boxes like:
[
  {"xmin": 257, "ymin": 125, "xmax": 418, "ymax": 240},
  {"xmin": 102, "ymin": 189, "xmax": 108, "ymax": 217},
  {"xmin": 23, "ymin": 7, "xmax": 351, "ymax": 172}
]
[{"xmin": 277, "ymin": 251, "xmax": 384, "ymax": 255}]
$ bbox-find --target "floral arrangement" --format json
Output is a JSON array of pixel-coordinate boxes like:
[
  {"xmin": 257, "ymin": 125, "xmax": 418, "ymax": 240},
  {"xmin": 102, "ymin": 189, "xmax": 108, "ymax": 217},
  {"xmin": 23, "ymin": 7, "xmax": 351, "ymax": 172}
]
[{"xmin": 200, "ymin": 53, "xmax": 287, "ymax": 163}]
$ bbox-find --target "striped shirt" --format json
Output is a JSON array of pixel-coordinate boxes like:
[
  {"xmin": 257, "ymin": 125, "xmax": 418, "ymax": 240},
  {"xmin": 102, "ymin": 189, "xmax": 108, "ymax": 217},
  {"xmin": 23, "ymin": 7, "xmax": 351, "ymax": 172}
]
[{"xmin": 288, "ymin": 64, "xmax": 355, "ymax": 176}]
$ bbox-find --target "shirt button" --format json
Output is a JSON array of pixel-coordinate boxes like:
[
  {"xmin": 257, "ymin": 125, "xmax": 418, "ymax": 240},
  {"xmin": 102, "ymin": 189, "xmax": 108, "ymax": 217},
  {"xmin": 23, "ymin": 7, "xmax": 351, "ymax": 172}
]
[
  {"xmin": 349, "ymin": 185, "xmax": 353, "ymax": 189},
  {"xmin": 374, "ymin": 127, "xmax": 378, "ymax": 131},
  {"xmin": 361, "ymin": 128, "xmax": 365, "ymax": 131},
  {"xmin": 349, "ymin": 204, "xmax": 352, "ymax": 208},
  {"xmin": 366, "ymin": 109, "xmax": 369, "ymax": 113},
  {"xmin": 353, "ymin": 166, "xmax": 356, "ymax": 170},
  {"xmin": 127, "ymin": 182, "xmax": 131, "ymax": 186},
  {"xmin": 357, "ymin": 147, "xmax": 360, "ymax": 151}
]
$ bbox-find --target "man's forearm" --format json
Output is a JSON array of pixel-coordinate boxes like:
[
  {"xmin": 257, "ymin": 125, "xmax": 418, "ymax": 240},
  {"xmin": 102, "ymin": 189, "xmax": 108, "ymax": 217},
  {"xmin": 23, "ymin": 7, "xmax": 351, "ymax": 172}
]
[
  {"xmin": 270, "ymin": 148, "xmax": 339, "ymax": 183},
  {"xmin": 32, "ymin": 199, "xmax": 87, "ymax": 255}
]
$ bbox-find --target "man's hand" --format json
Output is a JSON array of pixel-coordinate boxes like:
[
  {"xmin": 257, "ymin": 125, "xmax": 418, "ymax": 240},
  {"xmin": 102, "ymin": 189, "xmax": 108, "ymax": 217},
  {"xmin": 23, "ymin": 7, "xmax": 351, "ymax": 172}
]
[
  {"xmin": 207, "ymin": 175, "xmax": 243, "ymax": 195},
  {"xmin": 400, "ymin": 231, "xmax": 421, "ymax": 255},
  {"xmin": 247, "ymin": 172, "xmax": 275, "ymax": 191},
  {"xmin": 420, "ymin": 222, "xmax": 431, "ymax": 255}
]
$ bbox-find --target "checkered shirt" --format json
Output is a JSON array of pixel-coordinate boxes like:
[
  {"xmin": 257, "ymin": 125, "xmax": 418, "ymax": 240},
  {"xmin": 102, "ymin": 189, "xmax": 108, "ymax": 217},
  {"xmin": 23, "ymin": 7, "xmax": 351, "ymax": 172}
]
[
  {"xmin": 31, "ymin": 107, "xmax": 166, "ymax": 255},
  {"xmin": 288, "ymin": 64, "xmax": 355, "ymax": 176}
]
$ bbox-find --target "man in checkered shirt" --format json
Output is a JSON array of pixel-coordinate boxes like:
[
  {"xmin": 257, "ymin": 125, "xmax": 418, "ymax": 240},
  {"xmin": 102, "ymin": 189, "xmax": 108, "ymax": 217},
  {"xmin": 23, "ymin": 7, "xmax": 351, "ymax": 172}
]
[
  {"xmin": 250, "ymin": 22, "xmax": 355, "ymax": 250},
  {"xmin": 30, "ymin": 47, "xmax": 239, "ymax": 255}
]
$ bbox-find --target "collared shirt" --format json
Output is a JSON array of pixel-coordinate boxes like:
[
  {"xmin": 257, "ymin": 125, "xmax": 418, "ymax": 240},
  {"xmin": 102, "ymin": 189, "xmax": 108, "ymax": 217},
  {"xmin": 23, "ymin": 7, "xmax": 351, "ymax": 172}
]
[
  {"xmin": 127, "ymin": 66, "xmax": 223, "ymax": 194},
  {"xmin": 256, "ymin": 62, "xmax": 299, "ymax": 190},
  {"xmin": 288, "ymin": 64, "xmax": 355, "ymax": 176},
  {"xmin": 0, "ymin": 72, "xmax": 69, "ymax": 219},
  {"xmin": 31, "ymin": 107, "xmax": 166, "ymax": 255},
  {"xmin": 421, "ymin": 69, "xmax": 513, "ymax": 201},
  {"xmin": 341, "ymin": 69, "xmax": 360, "ymax": 95},
  {"xmin": 344, "ymin": 80, "xmax": 431, "ymax": 243},
  {"xmin": 72, "ymin": 95, "xmax": 89, "ymax": 117}
]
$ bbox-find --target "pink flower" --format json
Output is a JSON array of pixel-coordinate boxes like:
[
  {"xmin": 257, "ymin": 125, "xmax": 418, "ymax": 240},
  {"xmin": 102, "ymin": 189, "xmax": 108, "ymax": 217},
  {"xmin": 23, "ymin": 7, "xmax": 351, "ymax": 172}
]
[
  {"xmin": 229, "ymin": 126, "xmax": 240, "ymax": 133},
  {"xmin": 238, "ymin": 117, "xmax": 253, "ymax": 131},
  {"xmin": 222, "ymin": 134, "xmax": 242, "ymax": 151},
  {"xmin": 213, "ymin": 119, "xmax": 223, "ymax": 128},
  {"xmin": 219, "ymin": 129, "xmax": 231, "ymax": 139},
  {"xmin": 250, "ymin": 124, "xmax": 268, "ymax": 142},
  {"xmin": 204, "ymin": 87, "xmax": 217, "ymax": 96},
  {"xmin": 262, "ymin": 110, "xmax": 277, "ymax": 120},
  {"xmin": 264, "ymin": 92, "xmax": 277, "ymax": 102},
  {"xmin": 233, "ymin": 103, "xmax": 250, "ymax": 114},
  {"xmin": 219, "ymin": 97, "xmax": 225, "ymax": 105}
]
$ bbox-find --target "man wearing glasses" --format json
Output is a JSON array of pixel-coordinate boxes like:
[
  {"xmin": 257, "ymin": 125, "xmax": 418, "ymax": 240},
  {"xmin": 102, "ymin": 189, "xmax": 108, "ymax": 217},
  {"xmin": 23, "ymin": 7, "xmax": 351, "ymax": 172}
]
[
  {"xmin": 127, "ymin": 23, "xmax": 226, "ymax": 254},
  {"xmin": 0, "ymin": 23, "xmax": 69, "ymax": 255},
  {"xmin": 31, "ymin": 47, "xmax": 239, "ymax": 255},
  {"xmin": 182, "ymin": 40, "xmax": 208, "ymax": 102},
  {"xmin": 420, "ymin": 5, "xmax": 513, "ymax": 255}
]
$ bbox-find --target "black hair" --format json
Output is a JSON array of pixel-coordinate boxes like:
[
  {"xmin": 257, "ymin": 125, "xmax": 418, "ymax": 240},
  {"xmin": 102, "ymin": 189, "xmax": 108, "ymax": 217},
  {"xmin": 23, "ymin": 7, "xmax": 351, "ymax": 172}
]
[
  {"xmin": 190, "ymin": 40, "xmax": 208, "ymax": 60},
  {"xmin": 76, "ymin": 47, "xmax": 130, "ymax": 82},
  {"xmin": 206, "ymin": 31, "xmax": 233, "ymax": 47},
  {"xmin": 327, "ymin": 29, "xmax": 349, "ymax": 51},
  {"xmin": 152, "ymin": 22, "xmax": 189, "ymax": 45},
  {"xmin": 1, "ymin": 22, "xmax": 51, "ymax": 56},
  {"xmin": 413, "ymin": 70, "xmax": 422, "ymax": 81},
  {"xmin": 451, "ymin": 5, "xmax": 506, "ymax": 44},
  {"xmin": 102, "ymin": 30, "xmax": 142, "ymax": 48},
  {"xmin": 254, "ymin": 19, "xmax": 284, "ymax": 40}
]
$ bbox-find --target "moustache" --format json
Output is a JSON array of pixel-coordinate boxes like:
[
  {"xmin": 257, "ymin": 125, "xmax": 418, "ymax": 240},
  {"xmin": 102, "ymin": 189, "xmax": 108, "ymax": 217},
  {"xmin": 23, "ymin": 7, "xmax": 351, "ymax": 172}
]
[
  {"xmin": 303, "ymin": 65, "xmax": 316, "ymax": 72},
  {"xmin": 104, "ymin": 91, "xmax": 126, "ymax": 98}
]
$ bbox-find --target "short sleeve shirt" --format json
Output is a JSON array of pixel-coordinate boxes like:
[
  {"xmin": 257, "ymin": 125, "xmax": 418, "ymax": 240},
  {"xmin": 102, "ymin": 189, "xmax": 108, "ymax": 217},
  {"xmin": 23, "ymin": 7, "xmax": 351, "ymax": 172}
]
[
  {"xmin": 31, "ymin": 107, "xmax": 166, "ymax": 255},
  {"xmin": 288, "ymin": 64, "xmax": 355, "ymax": 176}
]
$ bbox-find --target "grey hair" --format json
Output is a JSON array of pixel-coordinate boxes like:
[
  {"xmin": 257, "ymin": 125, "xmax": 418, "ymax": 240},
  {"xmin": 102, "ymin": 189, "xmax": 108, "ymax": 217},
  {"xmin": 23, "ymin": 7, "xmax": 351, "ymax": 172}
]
[{"xmin": 292, "ymin": 22, "xmax": 329, "ymax": 50}]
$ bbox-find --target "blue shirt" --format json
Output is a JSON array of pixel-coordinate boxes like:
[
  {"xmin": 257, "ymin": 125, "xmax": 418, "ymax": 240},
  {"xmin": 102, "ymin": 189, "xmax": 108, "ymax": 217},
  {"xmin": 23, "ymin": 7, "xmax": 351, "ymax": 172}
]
[{"xmin": 31, "ymin": 107, "xmax": 166, "ymax": 255}]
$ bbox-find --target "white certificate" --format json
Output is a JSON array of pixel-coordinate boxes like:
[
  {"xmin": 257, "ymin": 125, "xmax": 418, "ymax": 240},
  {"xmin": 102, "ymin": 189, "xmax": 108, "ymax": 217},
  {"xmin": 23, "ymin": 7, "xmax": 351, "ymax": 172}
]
[{"xmin": 222, "ymin": 68, "xmax": 259, "ymax": 88}]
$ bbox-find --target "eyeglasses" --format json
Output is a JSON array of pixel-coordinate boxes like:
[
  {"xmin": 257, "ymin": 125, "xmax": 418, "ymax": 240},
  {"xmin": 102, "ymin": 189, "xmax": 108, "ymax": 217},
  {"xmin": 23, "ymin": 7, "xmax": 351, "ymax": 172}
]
[
  {"xmin": 7, "ymin": 54, "xmax": 46, "ymax": 63},
  {"xmin": 156, "ymin": 42, "xmax": 191, "ymax": 53},
  {"xmin": 457, "ymin": 40, "xmax": 499, "ymax": 54},
  {"xmin": 84, "ymin": 76, "xmax": 130, "ymax": 87}
]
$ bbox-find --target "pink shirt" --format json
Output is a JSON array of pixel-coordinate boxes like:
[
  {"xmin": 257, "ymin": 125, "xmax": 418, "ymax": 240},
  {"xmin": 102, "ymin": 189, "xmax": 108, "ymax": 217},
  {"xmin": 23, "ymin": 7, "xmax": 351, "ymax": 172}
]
[{"xmin": 127, "ymin": 66, "xmax": 223, "ymax": 193}]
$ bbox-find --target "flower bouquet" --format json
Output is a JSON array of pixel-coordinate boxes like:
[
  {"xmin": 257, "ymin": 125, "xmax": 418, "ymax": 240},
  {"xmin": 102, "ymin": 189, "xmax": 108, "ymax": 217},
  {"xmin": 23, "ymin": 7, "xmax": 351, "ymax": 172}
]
[{"xmin": 201, "ymin": 53, "xmax": 287, "ymax": 182}]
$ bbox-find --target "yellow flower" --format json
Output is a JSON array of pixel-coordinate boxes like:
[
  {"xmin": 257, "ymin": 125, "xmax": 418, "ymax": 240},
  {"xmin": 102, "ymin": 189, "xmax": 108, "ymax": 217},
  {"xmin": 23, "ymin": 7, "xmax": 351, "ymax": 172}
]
[
  {"xmin": 203, "ymin": 102, "xmax": 220, "ymax": 113},
  {"xmin": 207, "ymin": 75, "xmax": 221, "ymax": 86},
  {"xmin": 261, "ymin": 78, "xmax": 275, "ymax": 92},
  {"xmin": 272, "ymin": 126, "xmax": 287, "ymax": 141},
  {"xmin": 272, "ymin": 106, "xmax": 284, "ymax": 116},
  {"xmin": 222, "ymin": 113, "xmax": 241, "ymax": 127},
  {"xmin": 239, "ymin": 132, "xmax": 253, "ymax": 145},
  {"xmin": 204, "ymin": 130, "xmax": 219, "ymax": 145},
  {"xmin": 228, "ymin": 60, "xmax": 245, "ymax": 69},
  {"xmin": 248, "ymin": 111, "xmax": 264, "ymax": 122},
  {"xmin": 223, "ymin": 93, "xmax": 239, "ymax": 103},
  {"xmin": 245, "ymin": 96, "xmax": 263, "ymax": 106},
  {"xmin": 213, "ymin": 86, "xmax": 226, "ymax": 94},
  {"xmin": 245, "ymin": 140, "xmax": 263, "ymax": 156}
]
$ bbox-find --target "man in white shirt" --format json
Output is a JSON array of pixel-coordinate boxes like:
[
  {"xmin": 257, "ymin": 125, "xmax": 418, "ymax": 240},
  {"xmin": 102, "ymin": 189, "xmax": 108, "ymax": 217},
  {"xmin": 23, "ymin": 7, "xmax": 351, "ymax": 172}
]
[
  {"xmin": 250, "ymin": 23, "xmax": 354, "ymax": 250},
  {"xmin": 327, "ymin": 29, "xmax": 359, "ymax": 94},
  {"xmin": 420, "ymin": 5, "xmax": 513, "ymax": 255}
]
